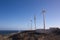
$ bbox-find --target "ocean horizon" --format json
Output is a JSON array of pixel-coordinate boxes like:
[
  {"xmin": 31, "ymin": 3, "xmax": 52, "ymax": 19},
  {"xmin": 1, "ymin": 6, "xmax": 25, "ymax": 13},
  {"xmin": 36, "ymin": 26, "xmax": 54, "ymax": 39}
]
[{"xmin": 0, "ymin": 30, "xmax": 20, "ymax": 35}]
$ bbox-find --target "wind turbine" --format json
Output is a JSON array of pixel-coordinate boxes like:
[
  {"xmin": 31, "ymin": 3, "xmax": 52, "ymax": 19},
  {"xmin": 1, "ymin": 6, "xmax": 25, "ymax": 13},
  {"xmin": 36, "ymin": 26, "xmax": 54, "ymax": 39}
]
[
  {"xmin": 34, "ymin": 15, "xmax": 36, "ymax": 30},
  {"xmin": 42, "ymin": 9, "xmax": 46, "ymax": 33}
]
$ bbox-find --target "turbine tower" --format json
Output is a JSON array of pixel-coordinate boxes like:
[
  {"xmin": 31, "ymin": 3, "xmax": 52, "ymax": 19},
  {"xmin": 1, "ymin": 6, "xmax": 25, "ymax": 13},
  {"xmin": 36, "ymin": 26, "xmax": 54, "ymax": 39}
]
[
  {"xmin": 42, "ymin": 9, "xmax": 46, "ymax": 33},
  {"xmin": 30, "ymin": 19, "xmax": 32, "ymax": 30},
  {"xmin": 34, "ymin": 15, "xmax": 36, "ymax": 30}
]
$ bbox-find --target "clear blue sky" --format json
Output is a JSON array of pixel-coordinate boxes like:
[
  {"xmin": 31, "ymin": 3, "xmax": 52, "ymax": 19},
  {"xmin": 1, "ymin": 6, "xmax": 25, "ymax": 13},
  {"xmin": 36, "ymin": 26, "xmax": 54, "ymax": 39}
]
[{"xmin": 0, "ymin": 0, "xmax": 60, "ymax": 30}]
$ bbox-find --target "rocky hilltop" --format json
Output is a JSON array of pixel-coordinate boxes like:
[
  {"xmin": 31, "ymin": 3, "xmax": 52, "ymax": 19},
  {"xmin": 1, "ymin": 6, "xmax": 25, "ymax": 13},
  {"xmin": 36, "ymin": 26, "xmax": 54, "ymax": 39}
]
[{"xmin": 0, "ymin": 28, "xmax": 60, "ymax": 40}]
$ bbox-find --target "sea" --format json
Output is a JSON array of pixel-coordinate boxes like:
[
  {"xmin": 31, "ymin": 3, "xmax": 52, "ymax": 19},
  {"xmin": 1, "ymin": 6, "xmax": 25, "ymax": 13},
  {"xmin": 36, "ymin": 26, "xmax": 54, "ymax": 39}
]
[{"xmin": 0, "ymin": 30, "xmax": 19, "ymax": 35}]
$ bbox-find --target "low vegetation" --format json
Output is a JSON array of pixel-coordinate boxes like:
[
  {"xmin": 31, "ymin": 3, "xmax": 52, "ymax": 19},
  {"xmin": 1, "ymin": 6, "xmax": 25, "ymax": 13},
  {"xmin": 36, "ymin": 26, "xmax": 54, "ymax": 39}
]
[{"xmin": 0, "ymin": 28, "xmax": 60, "ymax": 40}]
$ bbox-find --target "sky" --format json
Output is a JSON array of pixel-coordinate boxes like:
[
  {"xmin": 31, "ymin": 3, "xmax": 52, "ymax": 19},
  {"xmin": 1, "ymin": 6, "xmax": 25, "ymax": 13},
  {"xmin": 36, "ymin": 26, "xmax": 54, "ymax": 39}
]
[{"xmin": 0, "ymin": 0, "xmax": 60, "ymax": 30}]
